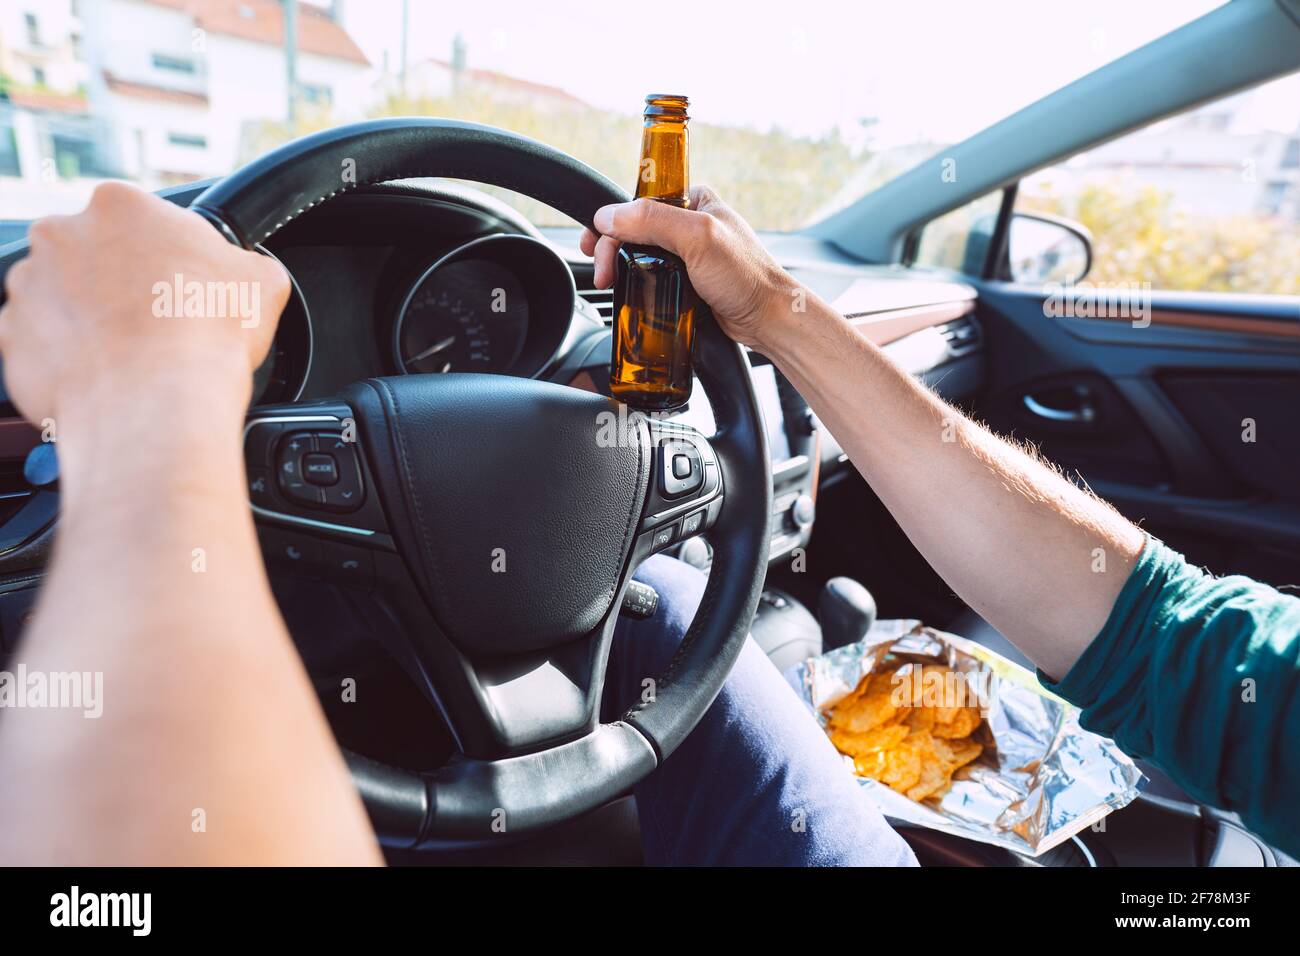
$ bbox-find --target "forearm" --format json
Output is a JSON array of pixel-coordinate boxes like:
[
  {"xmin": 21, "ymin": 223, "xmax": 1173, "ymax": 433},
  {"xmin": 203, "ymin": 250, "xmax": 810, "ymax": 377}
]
[
  {"xmin": 758, "ymin": 297, "xmax": 1144, "ymax": 678},
  {"xmin": 0, "ymin": 362, "xmax": 380, "ymax": 864}
]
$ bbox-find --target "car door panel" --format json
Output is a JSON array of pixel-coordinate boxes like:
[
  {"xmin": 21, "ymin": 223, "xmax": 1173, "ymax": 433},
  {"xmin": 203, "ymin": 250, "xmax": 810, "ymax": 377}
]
[{"xmin": 971, "ymin": 282, "xmax": 1300, "ymax": 586}]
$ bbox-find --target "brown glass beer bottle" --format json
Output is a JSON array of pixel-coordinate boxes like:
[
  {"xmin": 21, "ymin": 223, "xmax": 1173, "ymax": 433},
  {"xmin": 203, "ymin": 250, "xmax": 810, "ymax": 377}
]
[{"xmin": 608, "ymin": 94, "xmax": 701, "ymax": 411}]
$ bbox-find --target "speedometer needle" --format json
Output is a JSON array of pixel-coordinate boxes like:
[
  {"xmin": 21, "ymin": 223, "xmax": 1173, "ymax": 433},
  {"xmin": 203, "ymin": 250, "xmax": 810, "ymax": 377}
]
[{"xmin": 406, "ymin": 335, "xmax": 457, "ymax": 366}]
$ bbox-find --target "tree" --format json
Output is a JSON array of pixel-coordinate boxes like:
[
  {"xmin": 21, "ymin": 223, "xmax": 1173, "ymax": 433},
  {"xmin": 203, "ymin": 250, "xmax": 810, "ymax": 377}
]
[{"xmin": 1021, "ymin": 180, "xmax": 1300, "ymax": 295}]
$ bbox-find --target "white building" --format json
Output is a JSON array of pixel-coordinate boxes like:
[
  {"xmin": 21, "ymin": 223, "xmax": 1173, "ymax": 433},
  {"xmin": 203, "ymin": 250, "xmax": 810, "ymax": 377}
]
[
  {"xmin": 0, "ymin": 0, "xmax": 87, "ymax": 92},
  {"xmin": 86, "ymin": 0, "xmax": 371, "ymax": 185},
  {"xmin": 0, "ymin": 0, "xmax": 371, "ymax": 215}
]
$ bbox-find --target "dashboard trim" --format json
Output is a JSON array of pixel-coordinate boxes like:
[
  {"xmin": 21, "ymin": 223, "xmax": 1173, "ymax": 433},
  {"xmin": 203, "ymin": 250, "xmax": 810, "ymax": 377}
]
[
  {"xmin": 846, "ymin": 300, "xmax": 976, "ymax": 348},
  {"xmin": 1130, "ymin": 307, "xmax": 1300, "ymax": 340}
]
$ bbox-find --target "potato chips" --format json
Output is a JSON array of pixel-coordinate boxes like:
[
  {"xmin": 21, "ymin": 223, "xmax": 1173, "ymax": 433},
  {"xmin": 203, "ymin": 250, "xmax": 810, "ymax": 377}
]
[
  {"xmin": 825, "ymin": 663, "xmax": 984, "ymax": 802},
  {"xmin": 796, "ymin": 618, "xmax": 1146, "ymax": 855}
]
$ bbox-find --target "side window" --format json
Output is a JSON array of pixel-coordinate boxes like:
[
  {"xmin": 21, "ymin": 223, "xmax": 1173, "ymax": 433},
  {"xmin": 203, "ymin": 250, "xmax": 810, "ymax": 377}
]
[
  {"xmin": 913, "ymin": 192, "xmax": 1002, "ymax": 275},
  {"xmin": 1016, "ymin": 71, "xmax": 1300, "ymax": 295}
]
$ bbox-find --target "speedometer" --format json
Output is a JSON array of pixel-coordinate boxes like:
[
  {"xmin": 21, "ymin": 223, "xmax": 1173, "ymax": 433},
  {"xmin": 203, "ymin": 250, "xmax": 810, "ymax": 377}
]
[
  {"xmin": 392, "ymin": 234, "xmax": 578, "ymax": 379},
  {"xmin": 396, "ymin": 260, "xmax": 527, "ymax": 374}
]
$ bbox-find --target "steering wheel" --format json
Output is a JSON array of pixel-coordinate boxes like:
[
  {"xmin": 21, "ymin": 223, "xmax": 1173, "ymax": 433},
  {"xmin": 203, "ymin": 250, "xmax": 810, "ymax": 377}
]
[{"xmin": 190, "ymin": 118, "xmax": 772, "ymax": 846}]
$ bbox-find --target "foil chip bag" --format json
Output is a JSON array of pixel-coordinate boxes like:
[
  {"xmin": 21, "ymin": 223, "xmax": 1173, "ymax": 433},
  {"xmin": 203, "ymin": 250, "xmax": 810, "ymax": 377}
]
[{"xmin": 788, "ymin": 619, "xmax": 1146, "ymax": 857}]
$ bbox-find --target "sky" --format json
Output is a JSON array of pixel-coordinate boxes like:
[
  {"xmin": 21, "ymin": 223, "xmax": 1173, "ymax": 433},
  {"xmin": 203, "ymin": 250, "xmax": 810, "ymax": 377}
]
[{"xmin": 332, "ymin": 0, "xmax": 1227, "ymax": 147}]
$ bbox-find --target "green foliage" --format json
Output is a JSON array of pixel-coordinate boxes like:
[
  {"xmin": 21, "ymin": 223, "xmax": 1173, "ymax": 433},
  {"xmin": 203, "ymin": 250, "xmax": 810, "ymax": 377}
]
[
  {"xmin": 363, "ymin": 90, "xmax": 868, "ymax": 230},
  {"xmin": 1021, "ymin": 180, "xmax": 1300, "ymax": 295}
]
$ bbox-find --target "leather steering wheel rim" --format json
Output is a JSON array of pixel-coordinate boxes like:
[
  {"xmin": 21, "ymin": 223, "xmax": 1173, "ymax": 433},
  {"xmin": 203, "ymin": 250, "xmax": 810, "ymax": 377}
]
[{"xmin": 193, "ymin": 117, "xmax": 772, "ymax": 846}]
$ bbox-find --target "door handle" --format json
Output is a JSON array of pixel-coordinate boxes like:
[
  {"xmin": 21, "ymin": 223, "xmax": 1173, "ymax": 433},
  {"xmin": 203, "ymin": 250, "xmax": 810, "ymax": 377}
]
[{"xmin": 1022, "ymin": 392, "xmax": 1096, "ymax": 424}]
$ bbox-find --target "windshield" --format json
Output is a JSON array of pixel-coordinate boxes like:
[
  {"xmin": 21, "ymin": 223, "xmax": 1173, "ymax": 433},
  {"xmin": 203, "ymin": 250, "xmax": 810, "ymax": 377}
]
[{"xmin": 0, "ymin": 0, "xmax": 1224, "ymax": 228}]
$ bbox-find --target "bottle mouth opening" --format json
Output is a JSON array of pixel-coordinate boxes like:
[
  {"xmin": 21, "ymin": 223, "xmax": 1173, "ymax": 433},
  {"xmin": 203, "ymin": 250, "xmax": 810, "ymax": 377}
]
[{"xmin": 644, "ymin": 94, "xmax": 689, "ymax": 119}]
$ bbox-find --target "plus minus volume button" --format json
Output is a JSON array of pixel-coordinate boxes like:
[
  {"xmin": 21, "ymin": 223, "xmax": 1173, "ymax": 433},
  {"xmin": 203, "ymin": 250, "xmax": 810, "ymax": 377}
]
[{"xmin": 277, "ymin": 432, "xmax": 324, "ymax": 506}]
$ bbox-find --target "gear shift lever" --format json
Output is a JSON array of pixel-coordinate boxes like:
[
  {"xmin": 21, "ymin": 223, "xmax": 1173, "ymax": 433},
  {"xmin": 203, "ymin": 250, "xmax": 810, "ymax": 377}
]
[{"xmin": 819, "ymin": 577, "xmax": 878, "ymax": 649}]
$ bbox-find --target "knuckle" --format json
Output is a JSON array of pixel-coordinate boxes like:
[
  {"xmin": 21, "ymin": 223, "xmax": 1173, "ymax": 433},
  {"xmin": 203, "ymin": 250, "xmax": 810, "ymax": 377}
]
[
  {"xmin": 629, "ymin": 197, "xmax": 657, "ymax": 225},
  {"xmin": 26, "ymin": 217, "xmax": 60, "ymax": 248},
  {"xmin": 90, "ymin": 180, "xmax": 138, "ymax": 207},
  {"xmin": 693, "ymin": 211, "xmax": 721, "ymax": 246}
]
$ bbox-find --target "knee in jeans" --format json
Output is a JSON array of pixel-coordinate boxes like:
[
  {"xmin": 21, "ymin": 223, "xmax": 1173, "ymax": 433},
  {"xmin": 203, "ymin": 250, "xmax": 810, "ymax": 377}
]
[{"xmin": 605, "ymin": 555, "xmax": 708, "ymax": 714}]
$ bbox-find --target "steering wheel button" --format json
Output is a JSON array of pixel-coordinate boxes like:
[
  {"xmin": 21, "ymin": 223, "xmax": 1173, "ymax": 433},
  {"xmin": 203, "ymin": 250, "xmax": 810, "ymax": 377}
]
[
  {"xmin": 279, "ymin": 430, "xmax": 317, "ymax": 459},
  {"xmin": 247, "ymin": 467, "xmax": 276, "ymax": 509},
  {"xmin": 317, "ymin": 433, "xmax": 352, "ymax": 453},
  {"xmin": 278, "ymin": 466, "xmax": 323, "ymax": 505},
  {"xmin": 287, "ymin": 483, "xmax": 325, "ymax": 506},
  {"xmin": 680, "ymin": 509, "xmax": 705, "ymax": 538},
  {"xmin": 302, "ymin": 453, "xmax": 339, "ymax": 486},
  {"xmin": 650, "ymin": 521, "xmax": 677, "ymax": 551},
  {"xmin": 320, "ymin": 458, "xmax": 365, "ymax": 513},
  {"xmin": 324, "ymin": 544, "xmax": 373, "ymax": 582},
  {"xmin": 258, "ymin": 527, "xmax": 320, "ymax": 569},
  {"xmin": 658, "ymin": 440, "xmax": 703, "ymax": 497}
]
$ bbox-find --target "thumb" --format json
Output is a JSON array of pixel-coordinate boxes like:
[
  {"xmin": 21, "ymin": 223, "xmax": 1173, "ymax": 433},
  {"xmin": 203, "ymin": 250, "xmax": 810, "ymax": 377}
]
[{"xmin": 592, "ymin": 199, "xmax": 713, "ymax": 260}]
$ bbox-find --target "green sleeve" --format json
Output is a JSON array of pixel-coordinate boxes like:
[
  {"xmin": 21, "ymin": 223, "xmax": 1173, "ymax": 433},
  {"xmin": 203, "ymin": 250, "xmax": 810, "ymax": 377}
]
[{"xmin": 1041, "ymin": 536, "xmax": 1300, "ymax": 857}]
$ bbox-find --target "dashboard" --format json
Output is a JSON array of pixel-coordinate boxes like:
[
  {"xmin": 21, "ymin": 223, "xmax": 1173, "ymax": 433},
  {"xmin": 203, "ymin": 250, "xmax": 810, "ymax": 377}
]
[
  {"xmin": 248, "ymin": 182, "xmax": 593, "ymax": 406},
  {"xmin": 0, "ymin": 178, "xmax": 982, "ymax": 577},
  {"xmin": 240, "ymin": 179, "xmax": 980, "ymax": 408},
  {"xmin": 239, "ymin": 179, "xmax": 983, "ymax": 569}
]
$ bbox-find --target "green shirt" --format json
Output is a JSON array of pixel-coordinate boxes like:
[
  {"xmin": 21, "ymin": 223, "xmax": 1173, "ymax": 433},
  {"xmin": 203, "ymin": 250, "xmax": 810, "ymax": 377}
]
[{"xmin": 1041, "ymin": 537, "xmax": 1300, "ymax": 858}]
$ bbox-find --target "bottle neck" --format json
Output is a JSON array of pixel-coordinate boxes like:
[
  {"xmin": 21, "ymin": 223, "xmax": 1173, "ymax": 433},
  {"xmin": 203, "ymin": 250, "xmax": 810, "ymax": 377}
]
[{"xmin": 635, "ymin": 119, "xmax": 689, "ymax": 208}]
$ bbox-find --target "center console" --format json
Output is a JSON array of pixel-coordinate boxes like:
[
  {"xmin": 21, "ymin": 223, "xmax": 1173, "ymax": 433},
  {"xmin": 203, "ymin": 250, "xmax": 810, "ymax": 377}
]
[
  {"xmin": 755, "ymin": 359, "xmax": 820, "ymax": 565},
  {"xmin": 665, "ymin": 354, "xmax": 818, "ymax": 571}
]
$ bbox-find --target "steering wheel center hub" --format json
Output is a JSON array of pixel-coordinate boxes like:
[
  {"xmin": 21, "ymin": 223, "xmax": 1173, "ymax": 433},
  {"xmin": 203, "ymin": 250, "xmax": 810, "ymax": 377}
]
[{"xmin": 345, "ymin": 373, "xmax": 651, "ymax": 655}]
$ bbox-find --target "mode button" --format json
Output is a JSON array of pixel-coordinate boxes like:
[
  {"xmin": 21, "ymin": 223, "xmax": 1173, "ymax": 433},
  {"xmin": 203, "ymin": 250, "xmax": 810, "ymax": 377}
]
[{"xmin": 302, "ymin": 453, "xmax": 339, "ymax": 486}]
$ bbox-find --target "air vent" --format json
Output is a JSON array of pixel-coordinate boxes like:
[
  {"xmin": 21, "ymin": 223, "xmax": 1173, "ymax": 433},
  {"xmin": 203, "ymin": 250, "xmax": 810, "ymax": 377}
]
[
  {"xmin": 577, "ymin": 288, "xmax": 614, "ymax": 324},
  {"xmin": 938, "ymin": 316, "xmax": 982, "ymax": 357}
]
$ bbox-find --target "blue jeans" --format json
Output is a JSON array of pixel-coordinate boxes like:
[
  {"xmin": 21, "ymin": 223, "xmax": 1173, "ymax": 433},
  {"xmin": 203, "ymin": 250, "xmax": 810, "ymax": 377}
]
[{"xmin": 604, "ymin": 555, "xmax": 917, "ymax": 867}]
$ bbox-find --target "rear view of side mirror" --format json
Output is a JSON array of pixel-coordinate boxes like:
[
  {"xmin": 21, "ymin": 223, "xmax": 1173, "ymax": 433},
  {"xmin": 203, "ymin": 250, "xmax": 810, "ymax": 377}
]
[{"xmin": 1008, "ymin": 212, "xmax": 1092, "ymax": 285}]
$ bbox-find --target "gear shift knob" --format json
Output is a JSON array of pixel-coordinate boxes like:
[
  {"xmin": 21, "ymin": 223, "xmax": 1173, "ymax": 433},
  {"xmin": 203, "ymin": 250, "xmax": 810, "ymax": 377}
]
[{"xmin": 819, "ymin": 577, "xmax": 877, "ymax": 649}]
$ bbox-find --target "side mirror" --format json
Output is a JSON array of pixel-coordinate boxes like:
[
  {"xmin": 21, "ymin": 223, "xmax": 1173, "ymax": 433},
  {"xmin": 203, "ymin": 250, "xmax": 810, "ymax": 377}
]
[{"xmin": 1007, "ymin": 212, "xmax": 1092, "ymax": 285}]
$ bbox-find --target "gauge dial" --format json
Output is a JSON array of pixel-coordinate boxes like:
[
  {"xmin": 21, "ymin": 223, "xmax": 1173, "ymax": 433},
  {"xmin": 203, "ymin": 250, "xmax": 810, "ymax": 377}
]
[
  {"xmin": 396, "ymin": 259, "xmax": 528, "ymax": 375},
  {"xmin": 250, "ymin": 246, "xmax": 312, "ymax": 405}
]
